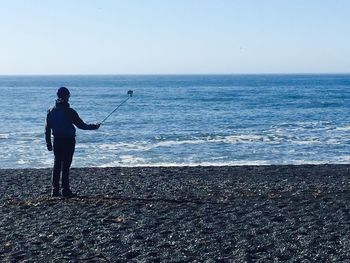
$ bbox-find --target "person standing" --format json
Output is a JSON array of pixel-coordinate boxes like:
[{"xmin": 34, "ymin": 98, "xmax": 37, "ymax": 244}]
[{"xmin": 45, "ymin": 87, "xmax": 100, "ymax": 197}]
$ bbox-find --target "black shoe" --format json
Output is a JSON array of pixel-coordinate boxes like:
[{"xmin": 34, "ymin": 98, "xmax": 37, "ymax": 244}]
[
  {"xmin": 51, "ymin": 191, "xmax": 61, "ymax": 197},
  {"xmin": 62, "ymin": 190, "xmax": 77, "ymax": 198}
]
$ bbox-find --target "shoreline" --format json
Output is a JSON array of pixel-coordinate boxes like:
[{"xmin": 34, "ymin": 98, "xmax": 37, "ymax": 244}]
[
  {"xmin": 3, "ymin": 162, "xmax": 350, "ymax": 170},
  {"xmin": 2, "ymin": 164, "xmax": 350, "ymax": 261}
]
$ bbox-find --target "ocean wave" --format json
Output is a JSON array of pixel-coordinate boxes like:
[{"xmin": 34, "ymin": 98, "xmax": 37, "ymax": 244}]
[
  {"xmin": 336, "ymin": 126, "xmax": 350, "ymax": 131},
  {"xmin": 99, "ymin": 143, "xmax": 149, "ymax": 151},
  {"xmin": 95, "ymin": 159, "xmax": 347, "ymax": 168},
  {"xmin": 333, "ymin": 155, "xmax": 350, "ymax": 163},
  {"xmin": 97, "ymin": 160, "xmax": 273, "ymax": 168},
  {"xmin": 97, "ymin": 155, "xmax": 147, "ymax": 167},
  {"xmin": 96, "ymin": 134, "xmax": 325, "ymax": 152},
  {"xmin": 0, "ymin": 133, "xmax": 10, "ymax": 139},
  {"xmin": 17, "ymin": 159, "xmax": 30, "ymax": 165}
]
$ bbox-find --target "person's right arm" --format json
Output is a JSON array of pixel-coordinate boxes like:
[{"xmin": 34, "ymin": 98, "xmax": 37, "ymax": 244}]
[{"xmin": 45, "ymin": 110, "xmax": 53, "ymax": 151}]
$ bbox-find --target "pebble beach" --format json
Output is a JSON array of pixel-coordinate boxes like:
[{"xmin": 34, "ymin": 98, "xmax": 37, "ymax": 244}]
[{"xmin": 2, "ymin": 165, "xmax": 350, "ymax": 262}]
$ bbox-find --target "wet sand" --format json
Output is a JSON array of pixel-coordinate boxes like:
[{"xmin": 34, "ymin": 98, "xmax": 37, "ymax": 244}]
[{"xmin": 1, "ymin": 165, "xmax": 350, "ymax": 262}]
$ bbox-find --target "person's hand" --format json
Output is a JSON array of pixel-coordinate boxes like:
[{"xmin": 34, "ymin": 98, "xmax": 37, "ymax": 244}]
[
  {"xmin": 47, "ymin": 143, "xmax": 53, "ymax": 151},
  {"xmin": 94, "ymin": 123, "xmax": 101, "ymax": 130}
]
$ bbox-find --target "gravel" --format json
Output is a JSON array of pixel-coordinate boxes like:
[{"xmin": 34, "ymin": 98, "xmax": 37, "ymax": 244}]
[{"xmin": 1, "ymin": 165, "xmax": 350, "ymax": 262}]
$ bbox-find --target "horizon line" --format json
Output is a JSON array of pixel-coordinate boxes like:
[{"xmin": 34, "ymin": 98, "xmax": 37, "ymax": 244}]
[{"xmin": 1, "ymin": 72, "xmax": 350, "ymax": 76}]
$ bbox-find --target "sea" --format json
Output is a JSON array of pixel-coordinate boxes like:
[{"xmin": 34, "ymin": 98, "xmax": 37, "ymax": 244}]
[{"xmin": 1, "ymin": 74, "xmax": 350, "ymax": 168}]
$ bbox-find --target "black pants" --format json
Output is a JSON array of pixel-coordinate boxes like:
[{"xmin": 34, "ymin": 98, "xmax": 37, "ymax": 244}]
[{"xmin": 52, "ymin": 137, "xmax": 76, "ymax": 193}]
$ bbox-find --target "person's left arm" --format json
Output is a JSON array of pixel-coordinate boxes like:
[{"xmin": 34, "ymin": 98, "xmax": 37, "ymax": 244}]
[{"xmin": 69, "ymin": 109, "xmax": 100, "ymax": 130}]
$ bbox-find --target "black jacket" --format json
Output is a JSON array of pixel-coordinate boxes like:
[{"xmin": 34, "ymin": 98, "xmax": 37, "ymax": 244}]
[{"xmin": 45, "ymin": 100, "xmax": 97, "ymax": 145}]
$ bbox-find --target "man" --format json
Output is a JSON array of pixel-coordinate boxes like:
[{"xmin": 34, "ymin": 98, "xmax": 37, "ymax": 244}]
[{"xmin": 45, "ymin": 87, "xmax": 100, "ymax": 197}]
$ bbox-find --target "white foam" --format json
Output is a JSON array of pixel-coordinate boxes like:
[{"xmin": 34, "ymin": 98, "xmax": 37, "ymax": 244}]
[
  {"xmin": 292, "ymin": 138, "xmax": 321, "ymax": 145},
  {"xmin": 154, "ymin": 134, "xmax": 280, "ymax": 148},
  {"xmin": 97, "ymin": 159, "xmax": 273, "ymax": 168},
  {"xmin": 336, "ymin": 126, "xmax": 350, "ymax": 131},
  {"xmin": 0, "ymin": 133, "xmax": 10, "ymax": 139},
  {"xmin": 155, "ymin": 139, "xmax": 206, "ymax": 147},
  {"xmin": 98, "ymin": 139, "xmax": 212, "ymax": 152},
  {"xmin": 222, "ymin": 135, "xmax": 267, "ymax": 143},
  {"xmin": 291, "ymin": 160, "xmax": 328, "ymax": 165},
  {"xmin": 98, "ymin": 155, "xmax": 147, "ymax": 167},
  {"xmin": 95, "ymin": 134, "xmax": 324, "ymax": 153},
  {"xmin": 41, "ymin": 158, "xmax": 53, "ymax": 166},
  {"xmin": 120, "ymin": 155, "xmax": 146, "ymax": 163},
  {"xmin": 98, "ymin": 161, "xmax": 121, "ymax": 168},
  {"xmin": 17, "ymin": 159, "xmax": 30, "ymax": 165},
  {"xmin": 333, "ymin": 155, "xmax": 350, "ymax": 163},
  {"xmin": 326, "ymin": 138, "xmax": 341, "ymax": 145},
  {"xmin": 99, "ymin": 143, "xmax": 149, "ymax": 151}
]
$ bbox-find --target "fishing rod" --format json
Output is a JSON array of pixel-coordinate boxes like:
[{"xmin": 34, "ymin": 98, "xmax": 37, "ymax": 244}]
[{"xmin": 100, "ymin": 90, "xmax": 134, "ymax": 124}]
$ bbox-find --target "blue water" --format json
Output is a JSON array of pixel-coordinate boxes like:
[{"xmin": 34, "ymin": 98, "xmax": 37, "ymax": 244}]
[{"xmin": 1, "ymin": 75, "xmax": 350, "ymax": 168}]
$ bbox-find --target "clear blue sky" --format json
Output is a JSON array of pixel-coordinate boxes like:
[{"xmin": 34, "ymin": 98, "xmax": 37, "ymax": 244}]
[{"xmin": 1, "ymin": 0, "xmax": 350, "ymax": 74}]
